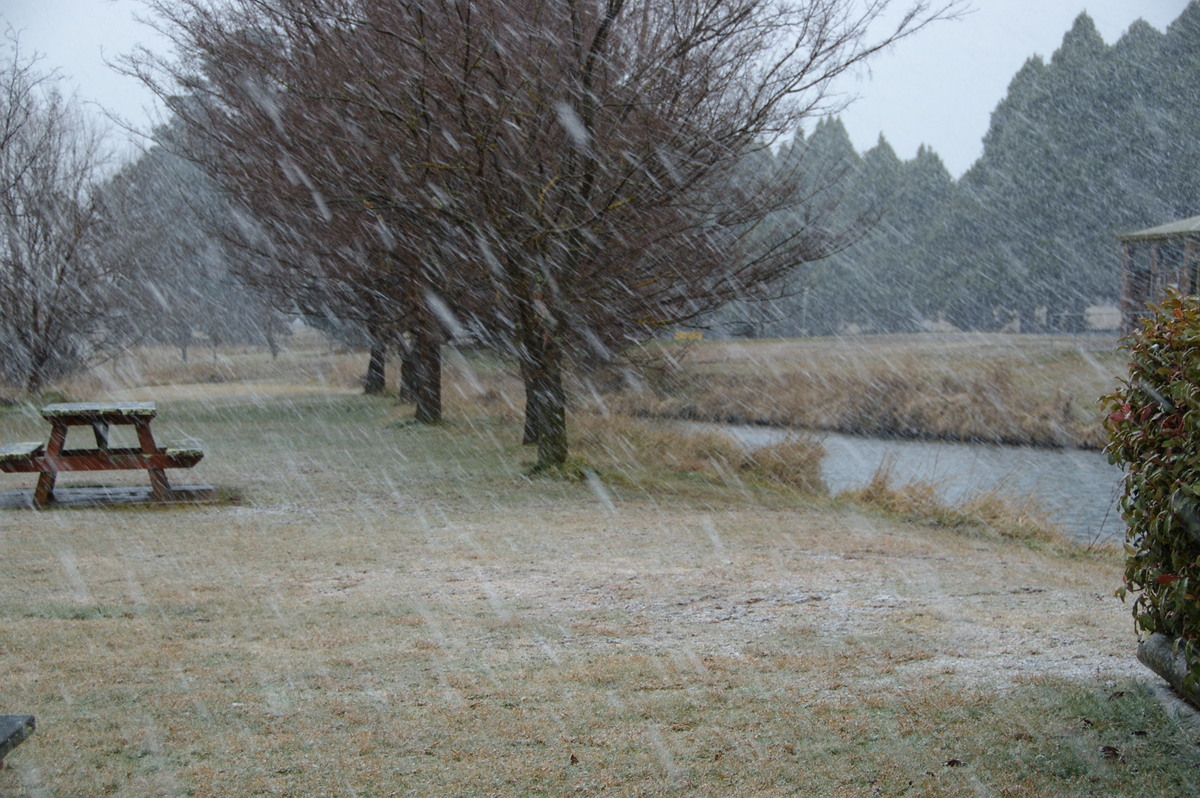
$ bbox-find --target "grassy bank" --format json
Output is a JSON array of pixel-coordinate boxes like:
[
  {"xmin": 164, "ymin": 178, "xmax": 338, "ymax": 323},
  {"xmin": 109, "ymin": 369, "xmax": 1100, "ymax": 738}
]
[
  {"xmin": 606, "ymin": 333, "xmax": 1124, "ymax": 448},
  {"xmin": 0, "ymin": 338, "xmax": 1194, "ymax": 796}
]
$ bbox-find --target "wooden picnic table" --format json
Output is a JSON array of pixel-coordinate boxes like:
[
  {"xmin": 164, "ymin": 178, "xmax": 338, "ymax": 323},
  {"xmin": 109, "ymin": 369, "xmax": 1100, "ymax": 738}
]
[{"xmin": 0, "ymin": 402, "xmax": 203, "ymax": 507}]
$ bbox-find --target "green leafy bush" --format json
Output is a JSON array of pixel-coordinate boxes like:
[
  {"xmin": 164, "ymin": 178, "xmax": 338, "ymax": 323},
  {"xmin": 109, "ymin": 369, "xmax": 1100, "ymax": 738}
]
[{"xmin": 1103, "ymin": 290, "xmax": 1200, "ymax": 686}]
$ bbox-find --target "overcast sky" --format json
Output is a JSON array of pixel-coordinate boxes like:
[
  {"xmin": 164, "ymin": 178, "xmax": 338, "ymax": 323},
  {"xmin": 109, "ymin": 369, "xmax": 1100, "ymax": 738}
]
[{"xmin": 1, "ymin": 0, "xmax": 1194, "ymax": 175}]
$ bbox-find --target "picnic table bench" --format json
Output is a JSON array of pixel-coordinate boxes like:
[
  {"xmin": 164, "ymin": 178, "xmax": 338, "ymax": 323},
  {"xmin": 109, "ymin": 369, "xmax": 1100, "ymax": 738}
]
[
  {"xmin": 0, "ymin": 402, "xmax": 203, "ymax": 506},
  {"xmin": 0, "ymin": 715, "xmax": 34, "ymax": 767}
]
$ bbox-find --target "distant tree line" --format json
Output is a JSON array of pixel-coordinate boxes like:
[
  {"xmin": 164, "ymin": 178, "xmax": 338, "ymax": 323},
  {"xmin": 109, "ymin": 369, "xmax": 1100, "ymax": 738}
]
[
  {"xmin": 717, "ymin": 4, "xmax": 1200, "ymax": 336},
  {"xmin": 100, "ymin": 120, "xmax": 290, "ymax": 361}
]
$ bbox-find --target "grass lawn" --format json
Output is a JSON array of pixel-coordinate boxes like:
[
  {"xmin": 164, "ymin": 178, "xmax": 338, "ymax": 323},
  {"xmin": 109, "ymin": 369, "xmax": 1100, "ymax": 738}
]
[{"xmin": 0, "ymin": 337, "xmax": 1196, "ymax": 796}]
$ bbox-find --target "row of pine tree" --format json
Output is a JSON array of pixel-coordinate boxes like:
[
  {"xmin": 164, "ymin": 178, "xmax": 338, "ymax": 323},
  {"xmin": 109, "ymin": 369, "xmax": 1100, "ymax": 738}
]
[{"xmin": 725, "ymin": 3, "xmax": 1200, "ymax": 336}]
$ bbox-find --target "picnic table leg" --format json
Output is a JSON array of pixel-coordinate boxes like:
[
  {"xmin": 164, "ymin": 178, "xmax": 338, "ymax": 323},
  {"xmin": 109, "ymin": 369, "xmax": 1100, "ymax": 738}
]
[
  {"xmin": 134, "ymin": 419, "xmax": 171, "ymax": 500},
  {"xmin": 33, "ymin": 422, "xmax": 67, "ymax": 506},
  {"xmin": 91, "ymin": 421, "xmax": 110, "ymax": 450},
  {"xmin": 33, "ymin": 471, "xmax": 55, "ymax": 506}
]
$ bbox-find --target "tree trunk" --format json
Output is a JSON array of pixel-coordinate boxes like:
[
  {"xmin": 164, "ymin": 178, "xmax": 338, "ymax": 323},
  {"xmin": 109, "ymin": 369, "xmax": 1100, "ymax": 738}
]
[
  {"xmin": 364, "ymin": 341, "xmax": 387, "ymax": 395},
  {"xmin": 532, "ymin": 348, "xmax": 568, "ymax": 469},
  {"xmin": 265, "ymin": 320, "xmax": 279, "ymax": 359},
  {"xmin": 25, "ymin": 370, "xmax": 43, "ymax": 396},
  {"xmin": 521, "ymin": 326, "xmax": 568, "ymax": 469},
  {"xmin": 178, "ymin": 326, "xmax": 192, "ymax": 363},
  {"xmin": 25, "ymin": 345, "xmax": 48, "ymax": 394},
  {"xmin": 521, "ymin": 357, "xmax": 541, "ymax": 445},
  {"xmin": 398, "ymin": 336, "xmax": 417, "ymax": 404},
  {"xmin": 411, "ymin": 311, "xmax": 442, "ymax": 424}
]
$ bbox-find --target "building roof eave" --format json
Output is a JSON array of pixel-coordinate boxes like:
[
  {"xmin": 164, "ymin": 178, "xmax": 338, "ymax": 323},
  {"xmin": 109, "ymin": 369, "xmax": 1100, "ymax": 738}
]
[{"xmin": 1118, "ymin": 214, "xmax": 1200, "ymax": 243}]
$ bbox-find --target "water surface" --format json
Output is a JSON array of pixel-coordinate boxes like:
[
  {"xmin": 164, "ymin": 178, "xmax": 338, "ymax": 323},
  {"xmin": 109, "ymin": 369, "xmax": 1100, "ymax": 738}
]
[{"xmin": 719, "ymin": 424, "xmax": 1124, "ymax": 546}]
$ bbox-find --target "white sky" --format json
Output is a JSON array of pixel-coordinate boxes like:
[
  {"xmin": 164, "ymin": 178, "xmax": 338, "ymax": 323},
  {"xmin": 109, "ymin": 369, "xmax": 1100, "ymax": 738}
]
[
  {"xmin": 1, "ymin": 0, "xmax": 1194, "ymax": 175},
  {"xmin": 1, "ymin": 0, "xmax": 167, "ymax": 141},
  {"xmin": 835, "ymin": 0, "xmax": 1192, "ymax": 175}
]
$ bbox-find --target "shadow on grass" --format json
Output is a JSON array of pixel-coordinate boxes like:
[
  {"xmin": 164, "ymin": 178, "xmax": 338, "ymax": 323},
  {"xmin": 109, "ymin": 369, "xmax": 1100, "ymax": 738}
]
[{"xmin": 0, "ymin": 484, "xmax": 242, "ymax": 511}]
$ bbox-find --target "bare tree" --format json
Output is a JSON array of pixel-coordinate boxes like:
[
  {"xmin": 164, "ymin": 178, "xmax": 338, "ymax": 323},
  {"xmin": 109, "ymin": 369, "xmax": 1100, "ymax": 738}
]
[
  {"xmin": 358, "ymin": 0, "xmax": 960, "ymax": 468},
  {"xmin": 126, "ymin": 8, "xmax": 454, "ymax": 414},
  {"xmin": 0, "ymin": 37, "xmax": 132, "ymax": 393}
]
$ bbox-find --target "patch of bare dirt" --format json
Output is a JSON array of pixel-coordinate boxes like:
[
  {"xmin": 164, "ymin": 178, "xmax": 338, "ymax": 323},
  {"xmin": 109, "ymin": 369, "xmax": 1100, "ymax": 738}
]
[{"xmin": 267, "ymin": 498, "xmax": 1141, "ymax": 692}]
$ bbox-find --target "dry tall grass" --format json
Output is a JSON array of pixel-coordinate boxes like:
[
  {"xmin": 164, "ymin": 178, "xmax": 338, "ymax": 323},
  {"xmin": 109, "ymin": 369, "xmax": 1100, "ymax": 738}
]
[
  {"xmin": 848, "ymin": 456, "xmax": 1079, "ymax": 551},
  {"xmin": 605, "ymin": 333, "xmax": 1122, "ymax": 448},
  {"xmin": 571, "ymin": 413, "xmax": 826, "ymax": 495}
]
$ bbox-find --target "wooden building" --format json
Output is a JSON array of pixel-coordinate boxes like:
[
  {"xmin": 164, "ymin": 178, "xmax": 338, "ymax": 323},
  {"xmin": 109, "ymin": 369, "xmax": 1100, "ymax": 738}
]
[{"xmin": 1117, "ymin": 215, "xmax": 1200, "ymax": 333}]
